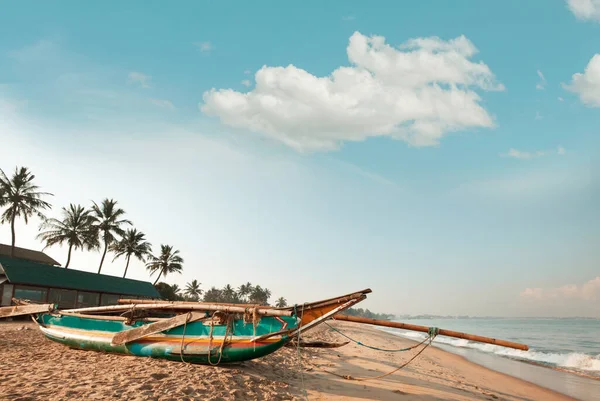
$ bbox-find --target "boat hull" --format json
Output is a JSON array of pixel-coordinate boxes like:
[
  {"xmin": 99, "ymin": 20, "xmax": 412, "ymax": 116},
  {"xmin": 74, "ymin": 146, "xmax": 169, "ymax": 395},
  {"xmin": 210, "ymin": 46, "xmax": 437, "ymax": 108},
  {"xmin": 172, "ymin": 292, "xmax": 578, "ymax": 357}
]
[{"xmin": 37, "ymin": 313, "xmax": 296, "ymax": 364}]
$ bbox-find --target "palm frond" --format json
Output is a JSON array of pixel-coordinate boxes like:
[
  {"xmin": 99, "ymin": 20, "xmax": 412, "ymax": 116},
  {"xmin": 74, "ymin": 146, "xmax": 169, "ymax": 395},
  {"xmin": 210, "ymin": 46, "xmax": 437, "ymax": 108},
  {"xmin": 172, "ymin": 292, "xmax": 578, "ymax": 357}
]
[
  {"xmin": 145, "ymin": 244, "xmax": 184, "ymax": 283},
  {"xmin": 36, "ymin": 203, "xmax": 97, "ymax": 261},
  {"xmin": 0, "ymin": 167, "xmax": 53, "ymax": 248}
]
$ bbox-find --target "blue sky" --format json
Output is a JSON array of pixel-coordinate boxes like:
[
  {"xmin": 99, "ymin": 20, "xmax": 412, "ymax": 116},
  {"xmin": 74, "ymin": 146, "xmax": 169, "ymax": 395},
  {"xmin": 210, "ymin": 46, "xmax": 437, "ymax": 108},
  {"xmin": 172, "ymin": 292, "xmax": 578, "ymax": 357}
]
[{"xmin": 1, "ymin": 0, "xmax": 599, "ymax": 317}]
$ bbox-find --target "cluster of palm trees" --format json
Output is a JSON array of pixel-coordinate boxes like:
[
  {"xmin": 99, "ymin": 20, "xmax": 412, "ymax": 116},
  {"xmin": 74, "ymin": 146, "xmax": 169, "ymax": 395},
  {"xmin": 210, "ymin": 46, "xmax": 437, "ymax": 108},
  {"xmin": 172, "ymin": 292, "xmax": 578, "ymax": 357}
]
[
  {"xmin": 156, "ymin": 280, "xmax": 287, "ymax": 307},
  {"xmin": 1, "ymin": 165, "xmax": 289, "ymax": 306},
  {"xmin": 0, "ymin": 166, "xmax": 183, "ymax": 283}
]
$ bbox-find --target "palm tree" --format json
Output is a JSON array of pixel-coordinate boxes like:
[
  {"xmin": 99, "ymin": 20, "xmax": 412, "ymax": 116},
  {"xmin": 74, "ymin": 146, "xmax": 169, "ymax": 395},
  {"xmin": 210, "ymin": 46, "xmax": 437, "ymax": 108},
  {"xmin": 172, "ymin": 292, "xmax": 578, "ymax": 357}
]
[
  {"xmin": 171, "ymin": 284, "xmax": 181, "ymax": 296},
  {"xmin": 36, "ymin": 204, "xmax": 98, "ymax": 268},
  {"xmin": 184, "ymin": 280, "xmax": 202, "ymax": 301},
  {"xmin": 238, "ymin": 282, "xmax": 253, "ymax": 302},
  {"xmin": 145, "ymin": 244, "xmax": 184, "ymax": 285},
  {"xmin": 0, "ymin": 167, "xmax": 53, "ymax": 256},
  {"xmin": 249, "ymin": 285, "xmax": 271, "ymax": 305},
  {"xmin": 275, "ymin": 297, "xmax": 287, "ymax": 308},
  {"xmin": 91, "ymin": 198, "xmax": 131, "ymax": 274},
  {"xmin": 203, "ymin": 287, "xmax": 223, "ymax": 302},
  {"xmin": 222, "ymin": 284, "xmax": 238, "ymax": 303},
  {"xmin": 109, "ymin": 228, "xmax": 152, "ymax": 278},
  {"xmin": 154, "ymin": 282, "xmax": 180, "ymax": 301}
]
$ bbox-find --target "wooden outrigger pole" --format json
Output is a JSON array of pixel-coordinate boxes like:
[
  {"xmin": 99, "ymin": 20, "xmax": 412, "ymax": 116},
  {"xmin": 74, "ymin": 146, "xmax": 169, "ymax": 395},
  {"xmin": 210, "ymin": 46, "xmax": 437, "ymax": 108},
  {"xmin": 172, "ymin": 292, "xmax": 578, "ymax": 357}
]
[
  {"xmin": 333, "ymin": 315, "xmax": 529, "ymax": 351},
  {"xmin": 60, "ymin": 303, "xmax": 293, "ymax": 317},
  {"xmin": 116, "ymin": 293, "xmax": 529, "ymax": 351},
  {"xmin": 0, "ymin": 303, "xmax": 56, "ymax": 318}
]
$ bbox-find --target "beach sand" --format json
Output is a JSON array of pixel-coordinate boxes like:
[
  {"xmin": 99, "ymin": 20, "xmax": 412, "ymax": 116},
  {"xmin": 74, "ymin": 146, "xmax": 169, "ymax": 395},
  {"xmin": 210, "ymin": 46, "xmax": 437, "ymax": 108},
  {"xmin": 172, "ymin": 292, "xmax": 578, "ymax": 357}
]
[{"xmin": 0, "ymin": 320, "xmax": 575, "ymax": 401}]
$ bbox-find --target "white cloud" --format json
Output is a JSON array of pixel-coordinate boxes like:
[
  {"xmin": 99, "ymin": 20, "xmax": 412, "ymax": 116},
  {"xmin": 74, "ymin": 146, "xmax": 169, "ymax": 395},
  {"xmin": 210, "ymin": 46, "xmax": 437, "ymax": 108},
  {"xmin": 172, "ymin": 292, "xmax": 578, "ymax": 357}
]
[
  {"xmin": 453, "ymin": 165, "xmax": 590, "ymax": 206},
  {"xmin": 127, "ymin": 71, "xmax": 152, "ymax": 88},
  {"xmin": 521, "ymin": 277, "xmax": 600, "ymax": 301},
  {"xmin": 241, "ymin": 80, "xmax": 251, "ymax": 87},
  {"xmin": 8, "ymin": 39, "xmax": 59, "ymax": 63},
  {"xmin": 563, "ymin": 54, "xmax": 600, "ymax": 106},
  {"xmin": 535, "ymin": 111, "xmax": 543, "ymax": 120},
  {"xmin": 0, "ymin": 98, "xmax": 27, "ymax": 115},
  {"xmin": 201, "ymin": 31, "xmax": 504, "ymax": 152},
  {"xmin": 536, "ymin": 69, "xmax": 546, "ymax": 90},
  {"xmin": 501, "ymin": 146, "xmax": 566, "ymax": 160},
  {"xmin": 502, "ymin": 149, "xmax": 546, "ymax": 160},
  {"xmin": 520, "ymin": 287, "xmax": 544, "ymax": 299},
  {"xmin": 243, "ymin": 70, "xmax": 251, "ymax": 75},
  {"xmin": 342, "ymin": 16, "xmax": 355, "ymax": 21},
  {"xmin": 149, "ymin": 98, "xmax": 175, "ymax": 110},
  {"xmin": 194, "ymin": 41, "xmax": 213, "ymax": 53},
  {"xmin": 566, "ymin": 0, "xmax": 600, "ymax": 21},
  {"xmin": 6, "ymin": 40, "xmax": 181, "ymax": 124},
  {"xmin": 558, "ymin": 96, "xmax": 565, "ymax": 102}
]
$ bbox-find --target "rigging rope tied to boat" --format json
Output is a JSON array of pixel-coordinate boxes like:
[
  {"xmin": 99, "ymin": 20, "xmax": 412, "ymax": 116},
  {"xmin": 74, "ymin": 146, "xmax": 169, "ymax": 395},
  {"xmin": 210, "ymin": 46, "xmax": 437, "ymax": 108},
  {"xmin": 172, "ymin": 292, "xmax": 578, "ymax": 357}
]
[
  {"xmin": 177, "ymin": 311, "xmax": 235, "ymax": 366},
  {"xmin": 179, "ymin": 311, "xmax": 192, "ymax": 364},
  {"xmin": 252, "ymin": 307, "xmax": 259, "ymax": 352},
  {"xmin": 294, "ymin": 304, "xmax": 310, "ymax": 401},
  {"xmin": 209, "ymin": 313, "xmax": 234, "ymax": 366},
  {"xmin": 324, "ymin": 322, "xmax": 432, "ymax": 352},
  {"xmin": 319, "ymin": 323, "xmax": 439, "ymax": 382}
]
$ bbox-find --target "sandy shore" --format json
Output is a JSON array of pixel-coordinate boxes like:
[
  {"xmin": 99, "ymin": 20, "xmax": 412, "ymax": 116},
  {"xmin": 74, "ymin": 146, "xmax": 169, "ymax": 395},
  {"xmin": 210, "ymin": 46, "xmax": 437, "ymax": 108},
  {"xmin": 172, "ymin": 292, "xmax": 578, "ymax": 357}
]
[{"xmin": 0, "ymin": 320, "xmax": 575, "ymax": 400}]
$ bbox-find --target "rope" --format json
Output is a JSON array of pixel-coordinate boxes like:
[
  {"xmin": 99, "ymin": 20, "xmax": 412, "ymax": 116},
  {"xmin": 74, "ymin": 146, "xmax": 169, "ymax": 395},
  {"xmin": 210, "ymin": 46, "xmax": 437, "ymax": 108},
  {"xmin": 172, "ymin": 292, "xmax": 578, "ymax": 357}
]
[
  {"xmin": 207, "ymin": 316, "xmax": 216, "ymax": 364},
  {"xmin": 325, "ymin": 322, "xmax": 429, "ymax": 352},
  {"xmin": 252, "ymin": 307, "xmax": 258, "ymax": 352},
  {"xmin": 179, "ymin": 311, "xmax": 192, "ymax": 364},
  {"xmin": 208, "ymin": 313, "xmax": 232, "ymax": 366},
  {"xmin": 428, "ymin": 327, "xmax": 440, "ymax": 337},
  {"xmin": 294, "ymin": 304, "xmax": 309, "ymax": 401},
  {"xmin": 318, "ymin": 326, "xmax": 439, "ymax": 382}
]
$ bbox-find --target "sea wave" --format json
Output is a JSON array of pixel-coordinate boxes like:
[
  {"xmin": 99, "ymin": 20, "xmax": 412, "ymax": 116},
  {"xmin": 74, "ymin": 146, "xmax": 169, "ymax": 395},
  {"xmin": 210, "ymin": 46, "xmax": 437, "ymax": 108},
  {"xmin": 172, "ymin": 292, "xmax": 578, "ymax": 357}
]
[{"xmin": 384, "ymin": 328, "xmax": 600, "ymax": 374}]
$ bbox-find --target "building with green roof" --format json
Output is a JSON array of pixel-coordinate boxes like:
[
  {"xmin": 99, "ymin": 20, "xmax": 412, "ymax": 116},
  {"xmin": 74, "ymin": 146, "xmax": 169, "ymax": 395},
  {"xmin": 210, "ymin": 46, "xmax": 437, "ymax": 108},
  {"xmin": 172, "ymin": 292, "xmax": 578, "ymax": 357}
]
[{"xmin": 0, "ymin": 245, "xmax": 160, "ymax": 308}]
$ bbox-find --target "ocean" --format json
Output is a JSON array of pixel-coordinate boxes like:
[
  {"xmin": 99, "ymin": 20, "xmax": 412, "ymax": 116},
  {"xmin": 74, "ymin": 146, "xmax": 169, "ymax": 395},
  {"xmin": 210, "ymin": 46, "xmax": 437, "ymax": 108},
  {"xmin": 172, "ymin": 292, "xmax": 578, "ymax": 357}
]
[{"xmin": 382, "ymin": 317, "xmax": 600, "ymax": 401}]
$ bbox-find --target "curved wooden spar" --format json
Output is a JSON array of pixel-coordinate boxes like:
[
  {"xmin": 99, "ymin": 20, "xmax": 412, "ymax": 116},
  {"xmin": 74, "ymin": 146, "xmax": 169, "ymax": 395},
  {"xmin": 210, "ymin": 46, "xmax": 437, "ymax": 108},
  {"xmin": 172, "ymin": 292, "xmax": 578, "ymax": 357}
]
[
  {"xmin": 62, "ymin": 303, "xmax": 293, "ymax": 317},
  {"xmin": 333, "ymin": 315, "xmax": 529, "ymax": 351},
  {"xmin": 0, "ymin": 303, "xmax": 55, "ymax": 318}
]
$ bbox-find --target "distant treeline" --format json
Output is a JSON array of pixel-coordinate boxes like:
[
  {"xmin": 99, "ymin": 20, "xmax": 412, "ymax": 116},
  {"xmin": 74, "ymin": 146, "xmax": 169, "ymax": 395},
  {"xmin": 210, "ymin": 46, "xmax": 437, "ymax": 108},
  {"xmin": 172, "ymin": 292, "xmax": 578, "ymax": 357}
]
[
  {"xmin": 154, "ymin": 283, "xmax": 393, "ymax": 319},
  {"xmin": 155, "ymin": 281, "xmax": 287, "ymax": 307},
  {"xmin": 340, "ymin": 307, "xmax": 394, "ymax": 320}
]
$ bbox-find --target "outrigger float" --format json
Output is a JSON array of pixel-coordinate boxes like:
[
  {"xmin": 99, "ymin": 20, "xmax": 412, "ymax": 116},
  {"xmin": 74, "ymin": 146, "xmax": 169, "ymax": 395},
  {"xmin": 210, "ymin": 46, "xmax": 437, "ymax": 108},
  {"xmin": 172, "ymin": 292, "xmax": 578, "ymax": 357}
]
[{"xmin": 0, "ymin": 288, "xmax": 529, "ymax": 366}]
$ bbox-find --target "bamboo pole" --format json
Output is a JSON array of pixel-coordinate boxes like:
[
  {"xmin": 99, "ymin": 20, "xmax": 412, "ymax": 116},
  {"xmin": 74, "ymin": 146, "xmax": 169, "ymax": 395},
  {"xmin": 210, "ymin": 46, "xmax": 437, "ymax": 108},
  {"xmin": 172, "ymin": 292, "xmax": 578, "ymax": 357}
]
[
  {"xmin": 61, "ymin": 303, "xmax": 293, "ymax": 317},
  {"xmin": 333, "ymin": 315, "xmax": 529, "ymax": 351},
  {"xmin": 0, "ymin": 303, "xmax": 55, "ymax": 318},
  {"xmin": 118, "ymin": 299, "xmax": 262, "ymax": 308},
  {"xmin": 119, "ymin": 291, "xmax": 367, "ymax": 312},
  {"xmin": 58, "ymin": 312, "xmax": 165, "ymax": 322}
]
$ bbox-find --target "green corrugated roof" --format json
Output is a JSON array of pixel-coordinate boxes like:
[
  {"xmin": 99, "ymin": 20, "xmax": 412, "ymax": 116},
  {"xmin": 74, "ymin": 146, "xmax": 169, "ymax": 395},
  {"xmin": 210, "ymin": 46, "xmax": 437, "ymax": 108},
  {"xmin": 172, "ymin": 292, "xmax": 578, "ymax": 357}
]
[
  {"xmin": 0, "ymin": 255, "xmax": 160, "ymax": 298},
  {"xmin": 0, "ymin": 243, "xmax": 61, "ymax": 265}
]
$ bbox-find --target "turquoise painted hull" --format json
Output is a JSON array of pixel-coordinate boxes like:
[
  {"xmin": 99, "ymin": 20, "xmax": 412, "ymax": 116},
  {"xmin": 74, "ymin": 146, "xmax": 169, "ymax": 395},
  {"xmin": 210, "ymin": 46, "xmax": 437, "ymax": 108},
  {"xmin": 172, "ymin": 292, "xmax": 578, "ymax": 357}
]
[{"xmin": 37, "ymin": 313, "xmax": 299, "ymax": 364}]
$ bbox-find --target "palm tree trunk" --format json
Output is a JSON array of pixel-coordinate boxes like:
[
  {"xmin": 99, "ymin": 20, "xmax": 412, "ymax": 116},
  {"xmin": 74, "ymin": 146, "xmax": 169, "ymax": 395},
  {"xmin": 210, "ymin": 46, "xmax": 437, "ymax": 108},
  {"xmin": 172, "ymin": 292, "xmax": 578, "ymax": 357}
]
[
  {"xmin": 153, "ymin": 272, "xmax": 162, "ymax": 285},
  {"xmin": 97, "ymin": 241, "xmax": 108, "ymax": 274},
  {"xmin": 10, "ymin": 214, "xmax": 16, "ymax": 257},
  {"xmin": 123, "ymin": 254, "xmax": 131, "ymax": 278},
  {"xmin": 65, "ymin": 244, "xmax": 73, "ymax": 268}
]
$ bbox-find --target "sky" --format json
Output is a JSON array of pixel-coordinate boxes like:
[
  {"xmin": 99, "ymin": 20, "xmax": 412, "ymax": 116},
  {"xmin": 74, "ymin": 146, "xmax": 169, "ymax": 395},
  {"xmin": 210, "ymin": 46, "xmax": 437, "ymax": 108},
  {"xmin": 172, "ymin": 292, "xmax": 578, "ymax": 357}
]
[{"xmin": 0, "ymin": 0, "xmax": 598, "ymax": 317}]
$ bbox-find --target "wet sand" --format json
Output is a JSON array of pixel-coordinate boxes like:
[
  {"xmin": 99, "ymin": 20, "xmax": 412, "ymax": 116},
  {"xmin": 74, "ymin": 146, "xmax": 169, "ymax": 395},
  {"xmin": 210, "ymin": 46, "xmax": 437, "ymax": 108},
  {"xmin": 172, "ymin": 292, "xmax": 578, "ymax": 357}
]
[{"xmin": 0, "ymin": 320, "xmax": 576, "ymax": 400}]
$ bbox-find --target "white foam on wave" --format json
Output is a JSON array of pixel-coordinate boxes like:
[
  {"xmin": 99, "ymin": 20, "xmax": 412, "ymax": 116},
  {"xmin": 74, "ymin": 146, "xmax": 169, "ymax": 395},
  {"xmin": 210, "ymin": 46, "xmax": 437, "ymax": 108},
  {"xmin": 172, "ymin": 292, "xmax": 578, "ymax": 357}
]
[{"xmin": 386, "ymin": 328, "xmax": 600, "ymax": 374}]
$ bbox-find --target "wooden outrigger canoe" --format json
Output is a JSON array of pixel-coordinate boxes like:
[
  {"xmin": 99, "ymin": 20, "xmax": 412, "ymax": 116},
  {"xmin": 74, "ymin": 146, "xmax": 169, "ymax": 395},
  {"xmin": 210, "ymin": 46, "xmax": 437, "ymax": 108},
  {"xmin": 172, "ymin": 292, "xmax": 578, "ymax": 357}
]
[
  {"xmin": 1, "ymin": 286, "xmax": 530, "ymax": 367},
  {"xmin": 0, "ymin": 288, "xmax": 372, "ymax": 365}
]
